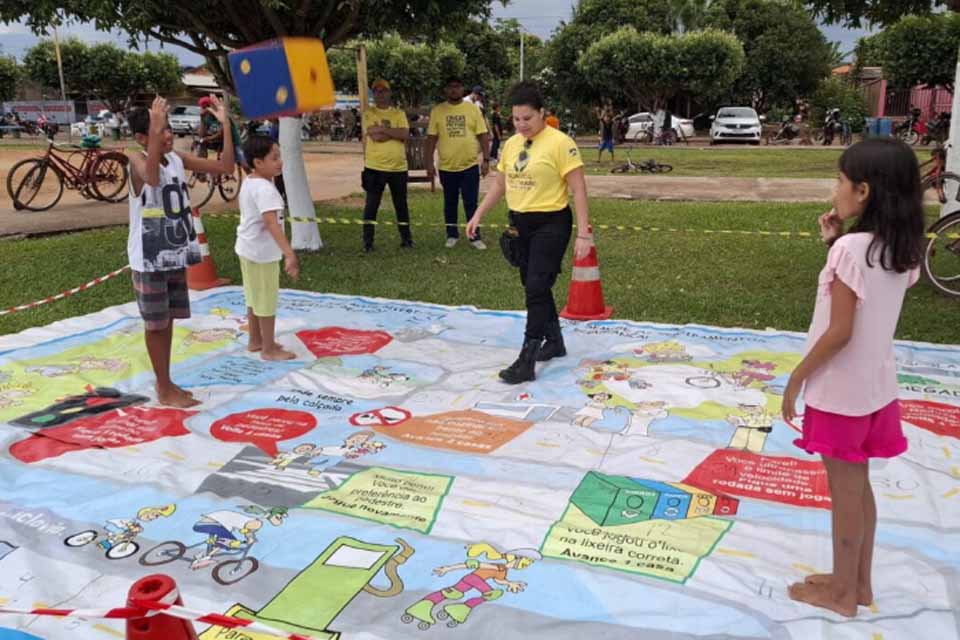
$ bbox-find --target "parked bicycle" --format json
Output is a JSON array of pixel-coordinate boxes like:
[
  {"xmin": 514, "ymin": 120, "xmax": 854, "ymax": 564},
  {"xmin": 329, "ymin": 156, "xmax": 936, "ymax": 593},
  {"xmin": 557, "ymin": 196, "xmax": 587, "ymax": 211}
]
[
  {"xmin": 610, "ymin": 143, "xmax": 673, "ymax": 174},
  {"xmin": 6, "ymin": 138, "xmax": 128, "ymax": 212},
  {"xmin": 920, "ymin": 145, "xmax": 960, "ymax": 297}
]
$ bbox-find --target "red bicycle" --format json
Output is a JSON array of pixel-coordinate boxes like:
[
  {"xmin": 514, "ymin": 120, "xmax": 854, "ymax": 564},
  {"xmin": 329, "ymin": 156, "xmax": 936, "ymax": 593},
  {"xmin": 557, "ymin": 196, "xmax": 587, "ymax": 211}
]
[
  {"xmin": 6, "ymin": 139, "xmax": 129, "ymax": 212},
  {"xmin": 921, "ymin": 145, "xmax": 959, "ymax": 205}
]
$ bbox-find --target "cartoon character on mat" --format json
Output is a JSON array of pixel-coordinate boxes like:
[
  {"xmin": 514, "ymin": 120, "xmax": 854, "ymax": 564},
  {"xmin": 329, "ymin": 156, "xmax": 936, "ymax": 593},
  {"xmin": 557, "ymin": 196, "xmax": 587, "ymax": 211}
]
[
  {"xmin": 189, "ymin": 506, "xmax": 287, "ymax": 570},
  {"xmin": 403, "ymin": 543, "xmax": 541, "ymax": 629},
  {"xmin": 727, "ymin": 403, "xmax": 775, "ymax": 454},
  {"xmin": 635, "ymin": 341, "xmax": 691, "ymax": 363},
  {"xmin": 25, "ymin": 357, "xmax": 127, "ymax": 378},
  {"xmin": 360, "ymin": 365, "xmax": 411, "ymax": 389},
  {"xmin": 0, "ymin": 386, "xmax": 33, "ymax": 409},
  {"xmin": 64, "ymin": 504, "xmax": 175, "ymax": 560},
  {"xmin": 269, "ymin": 432, "xmax": 386, "ymax": 475},
  {"xmin": 731, "ymin": 360, "xmax": 777, "ymax": 388},
  {"xmin": 619, "ymin": 400, "xmax": 669, "ymax": 437},
  {"xmin": 572, "ymin": 392, "xmax": 611, "ymax": 429},
  {"xmin": 181, "ymin": 328, "xmax": 240, "ymax": 348}
]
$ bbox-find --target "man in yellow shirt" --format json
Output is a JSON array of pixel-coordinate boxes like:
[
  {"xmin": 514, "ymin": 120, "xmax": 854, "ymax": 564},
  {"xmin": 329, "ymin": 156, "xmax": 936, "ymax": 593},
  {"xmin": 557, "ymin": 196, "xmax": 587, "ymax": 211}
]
[
  {"xmin": 426, "ymin": 76, "xmax": 491, "ymax": 250},
  {"xmin": 362, "ymin": 79, "xmax": 412, "ymax": 252}
]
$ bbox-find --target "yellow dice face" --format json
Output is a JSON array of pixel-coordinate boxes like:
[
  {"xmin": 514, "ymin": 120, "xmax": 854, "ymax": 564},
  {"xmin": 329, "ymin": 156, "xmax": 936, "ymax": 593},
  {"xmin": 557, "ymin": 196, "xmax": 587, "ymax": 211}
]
[{"xmin": 284, "ymin": 38, "xmax": 336, "ymax": 111}]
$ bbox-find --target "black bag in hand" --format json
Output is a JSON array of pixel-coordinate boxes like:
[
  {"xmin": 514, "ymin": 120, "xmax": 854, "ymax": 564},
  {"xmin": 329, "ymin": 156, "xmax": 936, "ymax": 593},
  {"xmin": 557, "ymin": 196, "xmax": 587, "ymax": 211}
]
[{"xmin": 499, "ymin": 226, "xmax": 522, "ymax": 268}]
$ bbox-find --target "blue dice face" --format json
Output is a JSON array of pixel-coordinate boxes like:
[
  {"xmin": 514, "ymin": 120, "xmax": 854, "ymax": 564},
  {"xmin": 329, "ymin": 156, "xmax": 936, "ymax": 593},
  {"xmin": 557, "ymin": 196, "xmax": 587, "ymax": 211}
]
[
  {"xmin": 631, "ymin": 479, "xmax": 692, "ymax": 520},
  {"xmin": 229, "ymin": 43, "xmax": 297, "ymax": 120}
]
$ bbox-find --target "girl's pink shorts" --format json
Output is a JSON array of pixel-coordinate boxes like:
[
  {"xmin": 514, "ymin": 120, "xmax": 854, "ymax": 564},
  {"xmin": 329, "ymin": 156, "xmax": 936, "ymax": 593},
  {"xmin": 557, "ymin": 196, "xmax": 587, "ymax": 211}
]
[{"xmin": 793, "ymin": 400, "xmax": 908, "ymax": 464}]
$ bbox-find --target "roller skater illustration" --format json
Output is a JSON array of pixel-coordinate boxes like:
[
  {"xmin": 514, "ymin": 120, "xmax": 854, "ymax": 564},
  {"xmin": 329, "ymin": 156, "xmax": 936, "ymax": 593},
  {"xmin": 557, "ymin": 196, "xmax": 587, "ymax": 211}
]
[{"xmin": 402, "ymin": 543, "xmax": 541, "ymax": 629}]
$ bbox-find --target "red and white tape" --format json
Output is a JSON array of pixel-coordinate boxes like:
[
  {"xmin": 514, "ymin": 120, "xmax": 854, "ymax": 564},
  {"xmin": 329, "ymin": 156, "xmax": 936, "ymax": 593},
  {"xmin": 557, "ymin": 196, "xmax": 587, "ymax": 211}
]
[
  {"xmin": 0, "ymin": 266, "xmax": 131, "ymax": 317},
  {"xmin": 0, "ymin": 597, "xmax": 319, "ymax": 640}
]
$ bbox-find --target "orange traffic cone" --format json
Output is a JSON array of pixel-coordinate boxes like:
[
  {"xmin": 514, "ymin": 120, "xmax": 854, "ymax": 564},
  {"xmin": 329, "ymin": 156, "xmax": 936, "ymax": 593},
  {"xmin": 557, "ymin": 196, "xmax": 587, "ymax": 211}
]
[
  {"xmin": 126, "ymin": 574, "xmax": 198, "ymax": 640},
  {"xmin": 187, "ymin": 207, "xmax": 230, "ymax": 291},
  {"xmin": 560, "ymin": 235, "xmax": 613, "ymax": 321}
]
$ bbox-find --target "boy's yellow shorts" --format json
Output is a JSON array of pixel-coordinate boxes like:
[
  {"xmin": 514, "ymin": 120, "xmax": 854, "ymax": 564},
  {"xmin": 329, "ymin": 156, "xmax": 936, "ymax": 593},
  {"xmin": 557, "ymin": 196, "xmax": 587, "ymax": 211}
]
[{"xmin": 239, "ymin": 257, "xmax": 280, "ymax": 317}]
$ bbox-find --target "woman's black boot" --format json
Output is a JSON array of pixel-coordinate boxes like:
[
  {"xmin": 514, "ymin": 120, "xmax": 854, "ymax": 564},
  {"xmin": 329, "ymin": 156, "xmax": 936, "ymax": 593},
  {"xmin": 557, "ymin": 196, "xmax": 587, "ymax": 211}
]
[
  {"xmin": 536, "ymin": 320, "xmax": 566, "ymax": 361},
  {"xmin": 499, "ymin": 338, "xmax": 541, "ymax": 384}
]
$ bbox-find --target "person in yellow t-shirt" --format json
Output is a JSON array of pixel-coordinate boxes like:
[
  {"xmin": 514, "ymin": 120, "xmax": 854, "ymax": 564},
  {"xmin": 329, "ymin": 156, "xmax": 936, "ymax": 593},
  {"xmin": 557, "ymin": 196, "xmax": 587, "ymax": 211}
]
[
  {"xmin": 361, "ymin": 79, "xmax": 413, "ymax": 252},
  {"xmin": 466, "ymin": 82, "xmax": 595, "ymax": 385},
  {"xmin": 426, "ymin": 76, "xmax": 491, "ymax": 250}
]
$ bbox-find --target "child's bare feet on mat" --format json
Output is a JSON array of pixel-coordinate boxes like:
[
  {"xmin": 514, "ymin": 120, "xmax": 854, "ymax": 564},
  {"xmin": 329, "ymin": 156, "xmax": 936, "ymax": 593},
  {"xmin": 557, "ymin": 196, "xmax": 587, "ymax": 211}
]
[
  {"xmin": 157, "ymin": 385, "xmax": 200, "ymax": 408},
  {"xmin": 247, "ymin": 340, "xmax": 262, "ymax": 353},
  {"xmin": 803, "ymin": 574, "xmax": 872, "ymax": 606},
  {"xmin": 788, "ymin": 581, "xmax": 858, "ymax": 617},
  {"xmin": 261, "ymin": 347, "xmax": 296, "ymax": 361}
]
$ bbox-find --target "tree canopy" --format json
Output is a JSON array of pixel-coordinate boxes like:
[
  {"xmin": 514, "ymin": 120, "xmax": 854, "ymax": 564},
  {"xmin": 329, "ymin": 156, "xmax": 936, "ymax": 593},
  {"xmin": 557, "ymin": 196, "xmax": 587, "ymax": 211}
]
[
  {"xmin": 578, "ymin": 27, "xmax": 745, "ymax": 111},
  {"xmin": 869, "ymin": 13, "xmax": 960, "ymax": 91},
  {"xmin": 328, "ymin": 35, "xmax": 465, "ymax": 107},
  {"xmin": 23, "ymin": 39, "xmax": 181, "ymax": 110},
  {"xmin": 0, "ymin": 0, "xmax": 498, "ymax": 90},
  {"xmin": 804, "ymin": 0, "xmax": 956, "ymax": 26},
  {"xmin": 706, "ymin": 0, "xmax": 833, "ymax": 113}
]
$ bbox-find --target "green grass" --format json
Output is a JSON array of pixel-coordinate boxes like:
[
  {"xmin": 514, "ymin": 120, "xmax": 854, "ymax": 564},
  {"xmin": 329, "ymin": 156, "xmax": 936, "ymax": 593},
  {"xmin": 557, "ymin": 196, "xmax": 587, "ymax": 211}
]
[
  {"xmin": 1, "ymin": 192, "xmax": 957, "ymax": 344},
  {"xmin": 579, "ymin": 146, "xmax": 846, "ymax": 178}
]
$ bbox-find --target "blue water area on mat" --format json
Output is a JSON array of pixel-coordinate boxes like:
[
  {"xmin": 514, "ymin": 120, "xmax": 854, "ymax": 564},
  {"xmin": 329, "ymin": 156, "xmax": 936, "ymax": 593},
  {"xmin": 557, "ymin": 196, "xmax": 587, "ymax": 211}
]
[{"xmin": 0, "ymin": 629, "xmax": 44, "ymax": 639}]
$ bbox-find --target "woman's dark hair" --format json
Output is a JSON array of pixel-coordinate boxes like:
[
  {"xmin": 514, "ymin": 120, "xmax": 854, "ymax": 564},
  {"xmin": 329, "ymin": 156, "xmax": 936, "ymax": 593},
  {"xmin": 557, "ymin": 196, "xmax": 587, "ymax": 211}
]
[
  {"xmin": 507, "ymin": 81, "xmax": 544, "ymax": 111},
  {"xmin": 840, "ymin": 138, "xmax": 924, "ymax": 273},
  {"xmin": 243, "ymin": 134, "xmax": 278, "ymax": 164}
]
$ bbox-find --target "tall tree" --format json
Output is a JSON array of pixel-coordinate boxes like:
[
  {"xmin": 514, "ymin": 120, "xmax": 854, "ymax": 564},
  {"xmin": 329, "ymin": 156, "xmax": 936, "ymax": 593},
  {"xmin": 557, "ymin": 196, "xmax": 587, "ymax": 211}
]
[
  {"xmin": 706, "ymin": 0, "xmax": 833, "ymax": 113},
  {"xmin": 544, "ymin": 0, "xmax": 680, "ymax": 108},
  {"xmin": 1, "ymin": 0, "xmax": 497, "ymax": 250},
  {"xmin": 874, "ymin": 13, "xmax": 960, "ymax": 91},
  {"xmin": 0, "ymin": 54, "xmax": 19, "ymax": 102},
  {"xmin": 578, "ymin": 27, "xmax": 744, "ymax": 111}
]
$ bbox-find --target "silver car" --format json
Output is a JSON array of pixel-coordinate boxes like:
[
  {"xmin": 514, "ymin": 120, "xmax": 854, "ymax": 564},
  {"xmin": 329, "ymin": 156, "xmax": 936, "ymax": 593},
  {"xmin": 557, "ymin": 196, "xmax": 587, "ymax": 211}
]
[
  {"xmin": 169, "ymin": 105, "xmax": 202, "ymax": 136},
  {"xmin": 710, "ymin": 107, "xmax": 763, "ymax": 145}
]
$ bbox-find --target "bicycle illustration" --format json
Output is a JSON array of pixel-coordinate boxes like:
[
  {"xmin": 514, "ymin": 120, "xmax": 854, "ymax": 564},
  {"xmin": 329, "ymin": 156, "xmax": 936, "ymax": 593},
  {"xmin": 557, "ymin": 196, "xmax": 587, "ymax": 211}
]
[{"xmin": 64, "ymin": 528, "xmax": 140, "ymax": 561}]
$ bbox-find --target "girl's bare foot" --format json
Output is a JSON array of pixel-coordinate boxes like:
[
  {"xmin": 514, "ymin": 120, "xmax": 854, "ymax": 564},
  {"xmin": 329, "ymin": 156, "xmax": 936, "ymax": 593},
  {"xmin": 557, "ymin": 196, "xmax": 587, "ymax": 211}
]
[
  {"xmin": 172, "ymin": 384, "xmax": 194, "ymax": 398},
  {"xmin": 157, "ymin": 385, "xmax": 201, "ymax": 408},
  {"xmin": 261, "ymin": 347, "xmax": 296, "ymax": 361},
  {"xmin": 788, "ymin": 581, "xmax": 858, "ymax": 617},
  {"xmin": 803, "ymin": 574, "xmax": 873, "ymax": 606},
  {"xmin": 247, "ymin": 341, "xmax": 263, "ymax": 353}
]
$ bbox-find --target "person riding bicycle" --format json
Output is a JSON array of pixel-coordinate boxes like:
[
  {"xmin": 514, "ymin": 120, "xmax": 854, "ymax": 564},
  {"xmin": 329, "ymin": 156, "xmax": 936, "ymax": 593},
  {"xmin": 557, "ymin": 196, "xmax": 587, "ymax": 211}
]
[
  {"xmin": 189, "ymin": 506, "xmax": 287, "ymax": 570},
  {"xmin": 100, "ymin": 504, "xmax": 176, "ymax": 550},
  {"xmin": 197, "ymin": 97, "xmax": 246, "ymax": 170}
]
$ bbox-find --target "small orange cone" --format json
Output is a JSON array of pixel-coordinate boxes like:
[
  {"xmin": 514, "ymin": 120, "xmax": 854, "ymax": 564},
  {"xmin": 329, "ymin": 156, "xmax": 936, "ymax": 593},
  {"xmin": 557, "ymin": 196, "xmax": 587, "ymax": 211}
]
[
  {"xmin": 560, "ymin": 234, "xmax": 613, "ymax": 321},
  {"xmin": 126, "ymin": 574, "xmax": 198, "ymax": 640},
  {"xmin": 187, "ymin": 207, "xmax": 230, "ymax": 290}
]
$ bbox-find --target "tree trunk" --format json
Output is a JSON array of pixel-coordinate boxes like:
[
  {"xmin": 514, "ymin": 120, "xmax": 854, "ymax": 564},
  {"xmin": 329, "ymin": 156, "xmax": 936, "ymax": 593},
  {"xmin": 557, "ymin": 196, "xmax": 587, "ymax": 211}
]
[
  {"xmin": 942, "ymin": 57, "xmax": 960, "ymax": 219},
  {"xmin": 280, "ymin": 117, "xmax": 322, "ymax": 250}
]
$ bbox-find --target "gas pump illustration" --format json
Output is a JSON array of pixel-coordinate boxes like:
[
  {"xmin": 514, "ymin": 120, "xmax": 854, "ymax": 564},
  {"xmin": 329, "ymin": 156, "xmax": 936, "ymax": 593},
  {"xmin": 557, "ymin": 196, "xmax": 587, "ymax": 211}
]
[{"xmin": 199, "ymin": 536, "xmax": 414, "ymax": 640}]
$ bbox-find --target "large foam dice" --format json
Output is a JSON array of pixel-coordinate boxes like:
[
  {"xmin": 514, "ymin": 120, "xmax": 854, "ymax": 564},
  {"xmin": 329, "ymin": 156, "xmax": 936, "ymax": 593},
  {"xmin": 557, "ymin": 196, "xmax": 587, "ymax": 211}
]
[{"xmin": 229, "ymin": 37, "xmax": 335, "ymax": 119}]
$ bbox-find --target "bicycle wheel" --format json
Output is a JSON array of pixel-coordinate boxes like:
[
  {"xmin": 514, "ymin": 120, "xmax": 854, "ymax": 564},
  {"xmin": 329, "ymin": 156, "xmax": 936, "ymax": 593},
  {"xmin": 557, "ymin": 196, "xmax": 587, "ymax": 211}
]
[
  {"xmin": 900, "ymin": 129, "xmax": 920, "ymax": 146},
  {"xmin": 922, "ymin": 211, "xmax": 960, "ymax": 297},
  {"xmin": 922, "ymin": 171, "xmax": 960, "ymax": 206},
  {"xmin": 610, "ymin": 163, "xmax": 631, "ymax": 174},
  {"xmin": 217, "ymin": 167, "xmax": 243, "ymax": 202},
  {"xmin": 7, "ymin": 158, "xmax": 64, "ymax": 211},
  {"xmin": 187, "ymin": 171, "xmax": 215, "ymax": 208},
  {"xmin": 811, "ymin": 129, "xmax": 825, "ymax": 145},
  {"xmin": 90, "ymin": 152, "xmax": 129, "ymax": 203},
  {"xmin": 139, "ymin": 540, "xmax": 186, "ymax": 566},
  {"xmin": 212, "ymin": 556, "xmax": 258, "ymax": 585},
  {"xmin": 655, "ymin": 163, "xmax": 673, "ymax": 174}
]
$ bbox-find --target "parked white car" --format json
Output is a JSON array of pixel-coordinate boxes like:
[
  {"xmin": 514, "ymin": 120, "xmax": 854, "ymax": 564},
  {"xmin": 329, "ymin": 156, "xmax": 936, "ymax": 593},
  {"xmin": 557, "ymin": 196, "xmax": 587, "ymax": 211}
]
[
  {"xmin": 625, "ymin": 112, "xmax": 695, "ymax": 141},
  {"xmin": 169, "ymin": 105, "xmax": 202, "ymax": 136},
  {"xmin": 71, "ymin": 111, "xmax": 119, "ymax": 137},
  {"xmin": 709, "ymin": 107, "xmax": 763, "ymax": 144}
]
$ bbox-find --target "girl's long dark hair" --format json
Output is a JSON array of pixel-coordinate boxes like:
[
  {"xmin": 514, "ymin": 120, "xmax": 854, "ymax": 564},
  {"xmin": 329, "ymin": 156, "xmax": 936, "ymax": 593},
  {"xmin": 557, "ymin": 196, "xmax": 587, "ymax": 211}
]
[{"xmin": 839, "ymin": 138, "xmax": 925, "ymax": 273}]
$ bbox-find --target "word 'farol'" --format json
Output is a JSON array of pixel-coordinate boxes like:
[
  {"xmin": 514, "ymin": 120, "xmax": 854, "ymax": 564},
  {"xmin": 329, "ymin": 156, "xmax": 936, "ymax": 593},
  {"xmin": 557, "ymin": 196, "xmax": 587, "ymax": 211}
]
[{"xmin": 228, "ymin": 38, "xmax": 336, "ymax": 119}]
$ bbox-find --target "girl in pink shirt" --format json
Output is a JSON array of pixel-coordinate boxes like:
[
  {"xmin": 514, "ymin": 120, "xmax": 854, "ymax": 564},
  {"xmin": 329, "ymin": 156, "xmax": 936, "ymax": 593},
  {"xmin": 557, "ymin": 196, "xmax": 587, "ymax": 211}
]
[{"xmin": 781, "ymin": 138, "xmax": 924, "ymax": 618}]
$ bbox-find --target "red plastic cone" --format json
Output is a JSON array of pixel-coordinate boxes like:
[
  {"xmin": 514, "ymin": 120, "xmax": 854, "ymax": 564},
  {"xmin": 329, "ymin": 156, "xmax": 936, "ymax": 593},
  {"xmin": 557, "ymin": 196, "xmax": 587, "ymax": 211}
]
[
  {"xmin": 187, "ymin": 207, "xmax": 230, "ymax": 290},
  {"xmin": 126, "ymin": 574, "xmax": 198, "ymax": 640},
  {"xmin": 560, "ymin": 239, "xmax": 613, "ymax": 321}
]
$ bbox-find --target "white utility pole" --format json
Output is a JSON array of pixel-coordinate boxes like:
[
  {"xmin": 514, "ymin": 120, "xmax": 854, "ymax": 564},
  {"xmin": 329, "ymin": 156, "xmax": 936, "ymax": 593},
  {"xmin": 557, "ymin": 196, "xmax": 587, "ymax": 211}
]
[{"xmin": 520, "ymin": 31, "xmax": 525, "ymax": 81}]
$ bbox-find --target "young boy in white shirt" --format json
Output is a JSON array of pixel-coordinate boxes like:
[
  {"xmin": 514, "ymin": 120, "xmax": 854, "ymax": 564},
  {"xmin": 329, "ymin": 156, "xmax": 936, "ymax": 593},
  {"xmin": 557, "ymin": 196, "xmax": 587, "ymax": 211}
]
[{"xmin": 236, "ymin": 135, "xmax": 300, "ymax": 360}]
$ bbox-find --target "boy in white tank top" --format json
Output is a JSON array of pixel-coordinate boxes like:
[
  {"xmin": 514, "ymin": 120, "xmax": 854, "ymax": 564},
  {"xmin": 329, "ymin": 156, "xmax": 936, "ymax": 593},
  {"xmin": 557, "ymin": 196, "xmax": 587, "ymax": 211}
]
[{"xmin": 126, "ymin": 95, "xmax": 236, "ymax": 408}]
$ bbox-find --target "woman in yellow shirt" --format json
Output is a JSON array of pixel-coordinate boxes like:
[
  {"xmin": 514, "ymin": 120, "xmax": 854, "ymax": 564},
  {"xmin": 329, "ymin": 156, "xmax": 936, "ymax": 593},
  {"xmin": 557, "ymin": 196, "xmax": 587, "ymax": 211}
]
[{"xmin": 466, "ymin": 82, "xmax": 595, "ymax": 384}]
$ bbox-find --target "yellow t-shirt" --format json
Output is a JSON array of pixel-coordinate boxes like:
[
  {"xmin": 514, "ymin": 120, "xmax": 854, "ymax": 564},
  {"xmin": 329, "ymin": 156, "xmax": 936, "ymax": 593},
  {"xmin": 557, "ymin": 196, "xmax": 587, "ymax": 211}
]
[
  {"xmin": 427, "ymin": 101, "xmax": 489, "ymax": 172},
  {"xmin": 363, "ymin": 107, "xmax": 409, "ymax": 172},
  {"xmin": 497, "ymin": 126, "xmax": 584, "ymax": 212}
]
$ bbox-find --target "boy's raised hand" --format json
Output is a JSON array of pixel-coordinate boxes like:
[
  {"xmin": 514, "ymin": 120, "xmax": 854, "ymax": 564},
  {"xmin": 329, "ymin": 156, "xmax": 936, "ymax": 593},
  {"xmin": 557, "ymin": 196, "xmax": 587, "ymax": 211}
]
[
  {"xmin": 206, "ymin": 93, "xmax": 229, "ymax": 124},
  {"xmin": 149, "ymin": 96, "xmax": 169, "ymax": 134}
]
